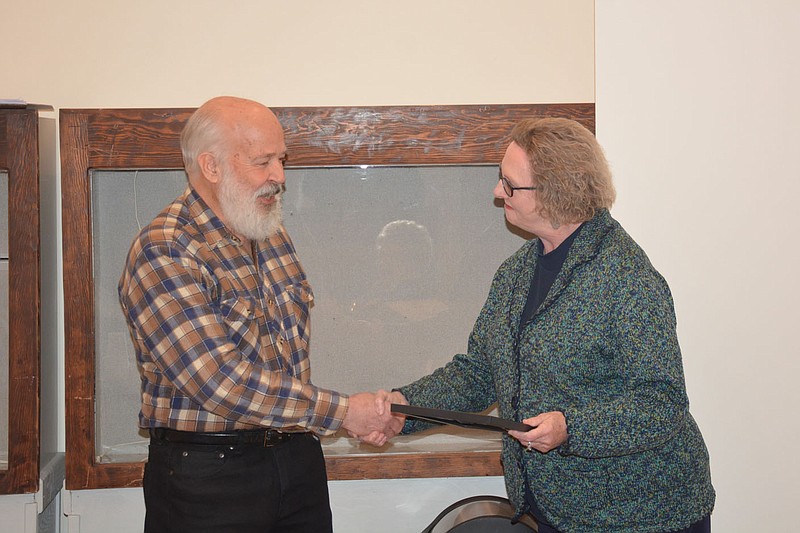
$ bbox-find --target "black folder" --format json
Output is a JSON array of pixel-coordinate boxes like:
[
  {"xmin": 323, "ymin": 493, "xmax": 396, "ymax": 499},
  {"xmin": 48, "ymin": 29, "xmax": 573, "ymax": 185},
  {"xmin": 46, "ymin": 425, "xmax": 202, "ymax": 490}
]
[{"xmin": 390, "ymin": 404, "xmax": 533, "ymax": 433}]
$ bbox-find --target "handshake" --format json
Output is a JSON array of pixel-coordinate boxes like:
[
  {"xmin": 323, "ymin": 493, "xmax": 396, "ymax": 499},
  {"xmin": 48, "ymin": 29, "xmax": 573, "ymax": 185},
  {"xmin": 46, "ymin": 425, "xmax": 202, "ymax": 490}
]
[{"xmin": 341, "ymin": 389, "xmax": 409, "ymax": 447}]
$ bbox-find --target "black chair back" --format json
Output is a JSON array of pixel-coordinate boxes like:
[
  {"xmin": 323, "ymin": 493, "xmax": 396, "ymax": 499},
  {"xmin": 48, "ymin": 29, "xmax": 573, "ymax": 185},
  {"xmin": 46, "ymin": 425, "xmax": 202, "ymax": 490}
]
[{"xmin": 421, "ymin": 495, "xmax": 538, "ymax": 532}]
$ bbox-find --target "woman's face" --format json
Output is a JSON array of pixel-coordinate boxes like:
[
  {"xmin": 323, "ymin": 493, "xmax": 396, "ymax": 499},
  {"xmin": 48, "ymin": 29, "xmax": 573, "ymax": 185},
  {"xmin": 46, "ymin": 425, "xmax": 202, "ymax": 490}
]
[{"xmin": 494, "ymin": 142, "xmax": 548, "ymax": 235}]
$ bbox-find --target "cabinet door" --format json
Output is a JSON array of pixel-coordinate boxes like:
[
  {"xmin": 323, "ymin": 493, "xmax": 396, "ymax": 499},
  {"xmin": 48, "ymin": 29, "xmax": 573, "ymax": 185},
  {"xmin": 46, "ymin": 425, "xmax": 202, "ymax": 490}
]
[{"xmin": 0, "ymin": 108, "xmax": 41, "ymax": 495}]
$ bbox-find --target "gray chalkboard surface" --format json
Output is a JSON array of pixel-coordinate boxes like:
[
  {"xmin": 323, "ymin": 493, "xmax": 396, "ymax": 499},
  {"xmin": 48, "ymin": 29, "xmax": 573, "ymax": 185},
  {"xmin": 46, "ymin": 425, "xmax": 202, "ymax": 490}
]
[{"xmin": 92, "ymin": 166, "xmax": 526, "ymax": 462}]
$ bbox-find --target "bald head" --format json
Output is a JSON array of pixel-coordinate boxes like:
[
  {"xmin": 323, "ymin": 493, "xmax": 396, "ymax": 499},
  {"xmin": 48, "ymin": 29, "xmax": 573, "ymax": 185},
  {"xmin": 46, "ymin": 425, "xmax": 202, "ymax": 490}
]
[{"xmin": 180, "ymin": 96, "xmax": 283, "ymax": 180}]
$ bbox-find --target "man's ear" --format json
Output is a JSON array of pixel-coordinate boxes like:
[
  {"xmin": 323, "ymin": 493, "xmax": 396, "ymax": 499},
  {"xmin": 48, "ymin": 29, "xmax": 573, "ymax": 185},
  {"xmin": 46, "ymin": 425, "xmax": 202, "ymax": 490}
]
[{"xmin": 197, "ymin": 152, "xmax": 221, "ymax": 184}]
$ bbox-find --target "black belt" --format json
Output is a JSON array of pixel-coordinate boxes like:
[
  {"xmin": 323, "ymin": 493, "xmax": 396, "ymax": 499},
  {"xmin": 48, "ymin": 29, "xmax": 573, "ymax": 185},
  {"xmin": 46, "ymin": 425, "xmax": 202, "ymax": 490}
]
[{"xmin": 149, "ymin": 427, "xmax": 297, "ymax": 447}]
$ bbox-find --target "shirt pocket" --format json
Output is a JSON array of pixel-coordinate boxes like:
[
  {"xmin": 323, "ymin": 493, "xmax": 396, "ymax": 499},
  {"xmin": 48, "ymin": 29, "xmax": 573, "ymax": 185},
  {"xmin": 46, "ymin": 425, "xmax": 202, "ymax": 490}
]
[
  {"xmin": 274, "ymin": 280, "xmax": 313, "ymax": 354},
  {"xmin": 219, "ymin": 296, "xmax": 265, "ymax": 362}
]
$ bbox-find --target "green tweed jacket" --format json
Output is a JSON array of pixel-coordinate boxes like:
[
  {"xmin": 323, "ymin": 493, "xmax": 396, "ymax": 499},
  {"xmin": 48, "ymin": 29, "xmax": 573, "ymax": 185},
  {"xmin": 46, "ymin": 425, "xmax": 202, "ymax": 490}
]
[{"xmin": 399, "ymin": 209, "xmax": 715, "ymax": 532}]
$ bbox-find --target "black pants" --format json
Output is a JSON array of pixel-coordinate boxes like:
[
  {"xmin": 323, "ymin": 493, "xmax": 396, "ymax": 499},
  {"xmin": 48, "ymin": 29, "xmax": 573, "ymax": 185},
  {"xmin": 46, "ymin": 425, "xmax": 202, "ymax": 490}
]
[{"xmin": 143, "ymin": 432, "xmax": 333, "ymax": 533}]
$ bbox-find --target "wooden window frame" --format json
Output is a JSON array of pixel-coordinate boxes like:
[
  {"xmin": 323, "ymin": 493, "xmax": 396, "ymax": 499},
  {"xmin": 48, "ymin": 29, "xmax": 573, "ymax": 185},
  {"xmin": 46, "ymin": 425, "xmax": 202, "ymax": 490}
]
[
  {"xmin": 60, "ymin": 103, "xmax": 594, "ymax": 490},
  {"xmin": 0, "ymin": 107, "xmax": 41, "ymax": 495}
]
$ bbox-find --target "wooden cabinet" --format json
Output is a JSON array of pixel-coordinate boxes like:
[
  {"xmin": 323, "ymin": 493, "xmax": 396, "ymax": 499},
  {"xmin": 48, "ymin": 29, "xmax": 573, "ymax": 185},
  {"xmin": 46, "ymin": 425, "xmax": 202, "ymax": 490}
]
[{"xmin": 0, "ymin": 107, "xmax": 42, "ymax": 494}]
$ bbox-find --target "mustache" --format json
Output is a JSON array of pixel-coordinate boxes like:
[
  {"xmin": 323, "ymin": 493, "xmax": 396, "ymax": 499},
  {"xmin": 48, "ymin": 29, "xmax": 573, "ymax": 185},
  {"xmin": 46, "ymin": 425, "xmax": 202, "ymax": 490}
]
[{"xmin": 255, "ymin": 183, "xmax": 284, "ymax": 199}]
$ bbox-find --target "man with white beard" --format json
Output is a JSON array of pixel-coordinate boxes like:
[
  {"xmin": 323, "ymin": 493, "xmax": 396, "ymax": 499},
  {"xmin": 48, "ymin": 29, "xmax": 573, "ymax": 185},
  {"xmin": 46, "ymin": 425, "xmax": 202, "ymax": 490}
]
[{"xmin": 118, "ymin": 96, "xmax": 402, "ymax": 533}]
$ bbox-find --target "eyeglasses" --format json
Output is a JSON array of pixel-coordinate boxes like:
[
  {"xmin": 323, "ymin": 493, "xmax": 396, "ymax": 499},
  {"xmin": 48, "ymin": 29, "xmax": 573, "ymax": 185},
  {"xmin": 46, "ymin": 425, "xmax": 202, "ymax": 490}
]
[{"xmin": 498, "ymin": 167, "xmax": 537, "ymax": 197}]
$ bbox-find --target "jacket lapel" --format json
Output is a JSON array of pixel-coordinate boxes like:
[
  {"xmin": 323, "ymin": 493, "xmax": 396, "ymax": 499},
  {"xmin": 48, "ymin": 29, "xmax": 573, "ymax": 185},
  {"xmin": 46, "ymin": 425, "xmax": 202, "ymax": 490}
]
[{"xmin": 522, "ymin": 209, "xmax": 616, "ymax": 322}]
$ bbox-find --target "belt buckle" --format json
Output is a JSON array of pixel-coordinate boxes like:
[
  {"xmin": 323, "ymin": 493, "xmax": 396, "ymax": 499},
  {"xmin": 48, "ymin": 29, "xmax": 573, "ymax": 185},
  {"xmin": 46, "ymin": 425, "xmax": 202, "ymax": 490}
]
[{"xmin": 263, "ymin": 430, "xmax": 271, "ymax": 447}]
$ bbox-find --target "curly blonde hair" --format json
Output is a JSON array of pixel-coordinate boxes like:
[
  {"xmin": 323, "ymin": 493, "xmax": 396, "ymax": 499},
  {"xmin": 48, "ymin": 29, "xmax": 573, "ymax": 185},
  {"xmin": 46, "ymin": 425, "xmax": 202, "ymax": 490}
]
[{"xmin": 510, "ymin": 117, "xmax": 615, "ymax": 226}]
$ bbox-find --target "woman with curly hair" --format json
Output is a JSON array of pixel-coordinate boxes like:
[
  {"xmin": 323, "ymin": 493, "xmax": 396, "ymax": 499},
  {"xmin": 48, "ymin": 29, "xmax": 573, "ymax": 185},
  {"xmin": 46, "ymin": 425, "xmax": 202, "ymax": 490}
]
[{"xmin": 385, "ymin": 117, "xmax": 715, "ymax": 532}]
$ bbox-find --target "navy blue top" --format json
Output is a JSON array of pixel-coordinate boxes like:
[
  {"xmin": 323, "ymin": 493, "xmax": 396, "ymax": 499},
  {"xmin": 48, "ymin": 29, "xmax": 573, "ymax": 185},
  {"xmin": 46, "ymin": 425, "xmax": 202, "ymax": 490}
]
[{"xmin": 519, "ymin": 224, "xmax": 584, "ymax": 329}]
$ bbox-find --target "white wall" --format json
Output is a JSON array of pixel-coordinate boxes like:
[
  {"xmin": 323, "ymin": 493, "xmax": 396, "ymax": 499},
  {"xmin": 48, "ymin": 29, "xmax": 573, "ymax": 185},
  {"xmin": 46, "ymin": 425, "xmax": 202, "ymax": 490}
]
[
  {"xmin": 5, "ymin": 0, "xmax": 798, "ymax": 531},
  {"xmin": 12, "ymin": 1, "xmax": 797, "ymax": 531},
  {"xmin": 596, "ymin": 1, "xmax": 800, "ymax": 531},
  {"xmin": 2, "ymin": 1, "xmax": 594, "ymax": 531},
  {"xmin": 2, "ymin": 0, "xmax": 593, "ymax": 108}
]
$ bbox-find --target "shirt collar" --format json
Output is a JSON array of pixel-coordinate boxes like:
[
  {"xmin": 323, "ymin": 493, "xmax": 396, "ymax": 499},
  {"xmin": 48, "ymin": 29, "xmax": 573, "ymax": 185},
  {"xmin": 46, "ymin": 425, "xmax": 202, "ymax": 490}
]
[{"xmin": 183, "ymin": 186, "xmax": 241, "ymax": 249}]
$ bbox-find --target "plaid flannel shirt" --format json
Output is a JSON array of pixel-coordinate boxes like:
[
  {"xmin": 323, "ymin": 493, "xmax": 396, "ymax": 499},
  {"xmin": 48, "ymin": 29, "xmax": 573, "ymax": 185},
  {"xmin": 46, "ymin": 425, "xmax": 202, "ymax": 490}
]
[{"xmin": 119, "ymin": 187, "xmax": 348, "ymax": 434}]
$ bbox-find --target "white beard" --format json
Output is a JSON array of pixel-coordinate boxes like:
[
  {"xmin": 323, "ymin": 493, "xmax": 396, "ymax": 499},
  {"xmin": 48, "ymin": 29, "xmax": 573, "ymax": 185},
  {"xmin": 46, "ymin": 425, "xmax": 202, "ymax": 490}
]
[{"xmin": 218, "ymin": 168, "xmax": 284, "ymax": 241}]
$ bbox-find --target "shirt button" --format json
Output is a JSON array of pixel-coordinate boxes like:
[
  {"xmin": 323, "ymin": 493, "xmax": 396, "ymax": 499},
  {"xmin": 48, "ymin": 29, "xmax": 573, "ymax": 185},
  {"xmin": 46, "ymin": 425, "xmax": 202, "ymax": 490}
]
[{"xmin": 511, "ymin": 395, "xmax": 519, "ymax": 410}]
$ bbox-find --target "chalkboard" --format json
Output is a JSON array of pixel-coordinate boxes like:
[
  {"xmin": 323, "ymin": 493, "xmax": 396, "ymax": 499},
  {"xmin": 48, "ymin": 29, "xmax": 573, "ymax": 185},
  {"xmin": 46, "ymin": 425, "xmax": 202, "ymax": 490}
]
[
  {"xmin": 91, "ymin": 166, "xmax": 526, "ymax": 462},
  {"xmin": 60, "ymin": 103, "xmax": 595, "ymax": 488}
]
